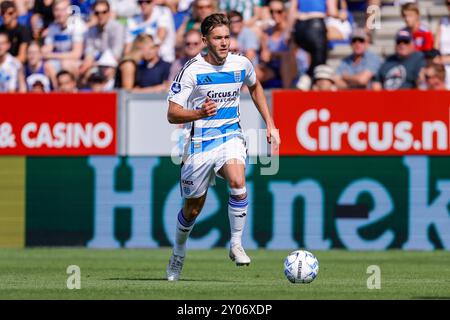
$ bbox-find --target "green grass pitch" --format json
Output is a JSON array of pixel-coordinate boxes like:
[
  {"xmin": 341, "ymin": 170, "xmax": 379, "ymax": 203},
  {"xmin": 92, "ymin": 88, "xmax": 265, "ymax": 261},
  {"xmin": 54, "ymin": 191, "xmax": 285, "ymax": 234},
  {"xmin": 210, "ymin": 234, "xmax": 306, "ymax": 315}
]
[{"xmin": 0, "ymin": 249, "xmax": 449, "ymax": 300}]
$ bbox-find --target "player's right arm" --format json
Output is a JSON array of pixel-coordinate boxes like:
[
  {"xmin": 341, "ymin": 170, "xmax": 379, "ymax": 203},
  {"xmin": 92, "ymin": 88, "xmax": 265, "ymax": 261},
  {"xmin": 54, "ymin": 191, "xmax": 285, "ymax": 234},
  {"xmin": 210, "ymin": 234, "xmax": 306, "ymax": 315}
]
[
  {"xmin": 168, "ymin": 98, "xmax": 217, "ymax": 124},
  {"xmin": 167, "ymin": 64, "xmax": 217, "ymax": 124}
]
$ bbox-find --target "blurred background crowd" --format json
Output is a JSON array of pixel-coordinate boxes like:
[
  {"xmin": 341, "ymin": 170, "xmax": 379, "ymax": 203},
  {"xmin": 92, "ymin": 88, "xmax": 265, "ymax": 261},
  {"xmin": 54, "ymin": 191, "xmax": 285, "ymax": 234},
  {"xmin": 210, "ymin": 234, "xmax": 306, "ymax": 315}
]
[{"xmin": 0, "ymin": 0, "xmax": 448, "ymax": 93}]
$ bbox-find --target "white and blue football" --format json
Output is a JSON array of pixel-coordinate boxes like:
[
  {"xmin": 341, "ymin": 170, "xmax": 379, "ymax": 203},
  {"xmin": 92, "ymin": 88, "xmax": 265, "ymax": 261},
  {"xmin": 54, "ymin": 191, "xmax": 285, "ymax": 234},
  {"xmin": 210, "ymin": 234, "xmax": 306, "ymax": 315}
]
[{"xmin": 284, "ymin": 250, "xmax": 319, "ymax": 284}]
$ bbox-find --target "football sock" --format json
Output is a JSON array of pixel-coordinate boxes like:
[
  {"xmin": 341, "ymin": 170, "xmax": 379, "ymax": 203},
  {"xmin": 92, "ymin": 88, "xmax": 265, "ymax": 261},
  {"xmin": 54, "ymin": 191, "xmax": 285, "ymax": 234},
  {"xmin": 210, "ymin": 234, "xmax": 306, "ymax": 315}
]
[
  {"xmin": 173, "ymin": 209, "xmax": 196, "ymax": 257},
  {"xmin": 228, "ymin": 194, "xmax": 248, "ymax": 247}
]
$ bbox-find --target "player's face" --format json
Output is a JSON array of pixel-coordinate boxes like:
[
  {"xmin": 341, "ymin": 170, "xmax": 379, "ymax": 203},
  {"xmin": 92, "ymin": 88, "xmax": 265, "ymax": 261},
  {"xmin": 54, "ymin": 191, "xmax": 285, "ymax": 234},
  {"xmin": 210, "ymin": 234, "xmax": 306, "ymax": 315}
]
[
  {"xmin": 0, "ymin": 35, "xmax": 10, "ymax": 57},
  {"xmin": 204, "ymin": 25, "xmax": 230, "ymax": 63}
]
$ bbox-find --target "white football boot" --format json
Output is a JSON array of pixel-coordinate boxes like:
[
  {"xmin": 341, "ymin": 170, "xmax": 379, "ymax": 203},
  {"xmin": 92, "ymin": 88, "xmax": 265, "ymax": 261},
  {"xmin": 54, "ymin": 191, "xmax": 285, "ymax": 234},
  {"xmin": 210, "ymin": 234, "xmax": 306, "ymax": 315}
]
[
  {"xmin": 166, "ymin": 254, "xmax": 185, "ymax": 281},
  {"xmin": 229, "ymin": 244, "xmax": 251, "ymax": 266}
]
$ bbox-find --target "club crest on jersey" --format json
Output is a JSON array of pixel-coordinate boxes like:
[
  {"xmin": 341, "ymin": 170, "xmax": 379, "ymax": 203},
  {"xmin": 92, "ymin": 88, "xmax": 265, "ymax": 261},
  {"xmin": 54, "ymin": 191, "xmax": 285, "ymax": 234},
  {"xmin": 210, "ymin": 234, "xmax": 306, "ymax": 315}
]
[
  {"xmin": 234, "ymin": 71, "xmax": 241, "ymax": 82},
  {"xmin": 171, "ymin": 82, "xmax": 181, "ymax": 94}
]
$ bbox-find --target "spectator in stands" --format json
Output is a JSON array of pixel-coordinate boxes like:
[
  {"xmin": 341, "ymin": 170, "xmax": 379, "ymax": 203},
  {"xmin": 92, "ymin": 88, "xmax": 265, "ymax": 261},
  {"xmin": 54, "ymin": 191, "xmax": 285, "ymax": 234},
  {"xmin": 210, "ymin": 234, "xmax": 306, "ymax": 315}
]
[
  {"xmin": 28, "ymin": 76, "xmax": 50, "ymax": 92},
  {"xmin": 134, "ymin": 34, "xmax": 170, "ymax": 93},
  {"xmin": 80, "ymin": 0, "xmax": 124, "ymax": 76},
  {"xmin": 86, "ymin": 70, "xmax": 108, "ymax": 92},
  {"xmin": 168, "ymin": 29, "xmax": 202, "ymax": 82},
  {"xmin": 176, "ymin": 0, "xmax": 215, "ymax": 45},
  {"xmin": 257, "ymin": 0, "xmax": 294, "ymax": 89},
  {"xmin": 55, "ymin": 69, "xmax": 77, "ymax": 92},
  {"xmin": 372, "ymin": 30, "xmax": 425, "ymax": 90},
  {"xmin": 108, "ymin": 0, "xmax": 140, "ymax": 21},
  {"xmin": 334, "ymin": 28, "xmax": 381, "ymax": 89},
  {"xmin": 96, "ymin": 49, "xmax": 117, "ymax": 91},
  {"xmin": 30, "ymin": 0, "xmax": 55, "ymax": 41},
  {"xmin": 115, "ymin": 33, "xmax": 145, "ymax": 90},
  {"xmin": 434, "ymin": 0, "xmax": 450, "ymax": 89},
  {"xmin": 219, "ymin": 0, "xmax": 265, "ymax": 26},
  {"xmin": 400, "ymin": 2, "xmax": 434, "ymax": 53},
  {"xmin": 421, "ymin": 62, "xmax": 447, "ymax": 91},
  {"xmin": 42, "ymin": 0, "xmax": 87, "ymax": 82},
  {"xmin": 288, "ymin": 0, "xmax": 338, "ymax": 78},
  {"xmin": 227, "ymin": 10, "xmax": 259, "ymax": 63},
  {"xmin": 326, "ymin": 0, "xmax": 352, "ymax": 41},
  {"xmin": 0, "ymin": 30, "xmax": 26, "ymax": 92},
  {"xmin": 312, "ymin": 64, "xmax": 337, "ymax": 91},
  {"xmin": 24, "ymin": 41, "xmax": 53, "ymax": 92},
  {"xmin": 419, "ymin": 61, "xmax": 447, "ymax": 90},
  {"xmin": 0, "ymin": 1, "xmax": 32, "ymax": 64},
  {"xmin": 125, "ymin": 0, "xmax": 176, "ymax": 63}
]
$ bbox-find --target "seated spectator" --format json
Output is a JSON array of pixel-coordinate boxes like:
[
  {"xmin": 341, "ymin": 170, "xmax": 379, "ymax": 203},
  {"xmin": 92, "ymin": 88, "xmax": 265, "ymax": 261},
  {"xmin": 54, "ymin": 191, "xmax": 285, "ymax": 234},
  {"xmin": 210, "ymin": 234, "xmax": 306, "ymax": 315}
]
[
  {"xmin": 372, "ymin": 30, "xmax": 425, "ymax": 90},
  {"xmin": 30, "ymin": 0, "xmax": 55, "ymax": 41},
  {"xmin": 125, "ymin": 0, "xmax": 176, "ymax": 63},
  {"xmin": 95, "ymin": 49, "xmax": 117, "ymax": 91},
  {"xmin": 168, "ymin": 29, "xmax": 203, "ymax": 82},
  {"xmin": 80, "ymin": 0, "xmax": 124, "ymax": 76},
  {"xmin": 326, "ymin": 0, "xmax": 353, "ymax": 41},
  {"xmin": 434, "ymin": 1, "xmax": 450, "ymax": 89},
  {"xmin": 28, "ymin": 75, "xmax": 50, "ymax": 92},
  {"xmin": 219, "ymin": 0, "xmax": 265, "ymax": 26},
  {"xmin": 0, "ymin": 1, "xmax": 32, "ymax": 64},
  {"xmin": 228, "ymin": 10, "xmax": 259, "ymax": 64},
  {"xmin": 55, "ymin": 69, "xmax": 77, "ymax": 92},
  {"xmin": 176, "ymin": 0, "xmax": 215, "ymax": 45},
  {"xmin": 86, "ymin": 70, "xmax": 108, "ymax": 92},
  {"xmin": 115, "ymin": 34, "xmax": 145, "ymax": 90},
  {"xmin": 0, "ymin": 30, "xmax": 26, "ymax": 92},
  {"xmin": 312, "ymin": 64, "xmax": 337, "ymax": 91},
  {"xmin": 400, "ymin": 2, "xmax": 433, "ymax": 53},
  {"xmin": 134, "ymin": 34, "xmax": 170, "ymax": 93},
  {"xmin": 24, "ymin": 41, "xmax": 53, "ymax": 91},
  {"xmin": 257, "ymin": 0, "xmax": 294, "ymax": 88},
  {"xmin": 420, "ymin": 62, "xmax": 447, "ymax": 91},
  {"xmin": 42, "ymin": 0, "xmax": 87, "ymax": 81},
  {"xmin": 334, "ymin": 28, "xmax": 381, "ymax": 89}
]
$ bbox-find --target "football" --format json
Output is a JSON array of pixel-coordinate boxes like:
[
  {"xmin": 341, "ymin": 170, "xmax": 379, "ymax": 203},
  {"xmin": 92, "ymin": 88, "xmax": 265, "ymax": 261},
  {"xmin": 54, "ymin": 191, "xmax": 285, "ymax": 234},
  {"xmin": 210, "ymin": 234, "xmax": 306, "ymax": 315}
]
[{"xmin": 284, "ymin": 250, "xmax": 319, "ymax": 284}]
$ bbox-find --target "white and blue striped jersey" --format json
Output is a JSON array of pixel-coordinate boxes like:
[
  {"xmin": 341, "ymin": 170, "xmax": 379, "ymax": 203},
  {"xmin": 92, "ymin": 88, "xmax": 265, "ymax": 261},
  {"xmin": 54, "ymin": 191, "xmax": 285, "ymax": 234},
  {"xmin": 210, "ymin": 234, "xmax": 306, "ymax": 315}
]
[
  {"xmin": 168, "ymin": 52, "xmax": 256, "ymax": 152},
  {"xmin": 44, "ymin": 17, "xmax": 87, "ymax": 53}
]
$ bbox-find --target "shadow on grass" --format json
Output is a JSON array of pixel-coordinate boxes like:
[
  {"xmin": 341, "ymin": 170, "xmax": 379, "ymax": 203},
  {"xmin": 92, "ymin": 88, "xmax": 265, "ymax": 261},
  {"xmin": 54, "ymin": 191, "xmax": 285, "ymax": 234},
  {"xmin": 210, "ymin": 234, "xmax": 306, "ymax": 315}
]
[{"xmin": 104, "ymin": 277, "xmax": 236, "ymax": 283}]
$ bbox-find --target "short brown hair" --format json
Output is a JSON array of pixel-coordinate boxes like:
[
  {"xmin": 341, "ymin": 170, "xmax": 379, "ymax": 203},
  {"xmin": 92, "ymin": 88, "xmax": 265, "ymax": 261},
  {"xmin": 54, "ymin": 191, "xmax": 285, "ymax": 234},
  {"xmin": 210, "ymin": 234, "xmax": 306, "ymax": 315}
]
[
  {"xmin": 201, "ymin": 13, "xmax": 230, "ymax": 37},
  {"xmin": 401, "ymin": 2, "xmax": 420, "ymax": 16}
]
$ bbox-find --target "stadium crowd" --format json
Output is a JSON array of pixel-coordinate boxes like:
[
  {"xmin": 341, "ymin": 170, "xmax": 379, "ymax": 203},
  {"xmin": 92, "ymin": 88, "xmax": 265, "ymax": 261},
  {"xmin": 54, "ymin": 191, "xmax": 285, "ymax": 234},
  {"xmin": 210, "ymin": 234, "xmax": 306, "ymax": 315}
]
[{"xmin": 0, "ymin": 0, "xmax": 448, "ymax": 93}]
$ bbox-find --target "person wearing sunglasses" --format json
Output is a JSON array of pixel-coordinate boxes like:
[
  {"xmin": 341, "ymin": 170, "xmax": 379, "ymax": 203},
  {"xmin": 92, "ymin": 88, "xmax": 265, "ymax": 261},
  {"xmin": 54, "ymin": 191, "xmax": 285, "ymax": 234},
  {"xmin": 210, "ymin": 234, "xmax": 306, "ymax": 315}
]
[
  {"xmin": 168, "ymin": 29, "xmax": 203, "ymax": 85},
  {"xmin": 80, "ymin": 0, "xmax": 124, "ymax": 76},
  {"xmin": 434, "ymin": 0, "xmax": 450, "ymax": 89},
  {"xmin": 334, "ymin": 28, "xmax": 381, "ymax": 89},
  {"xmin": 421, "ymin": 62, "xmax": 447, "ymax": 91},
  {"xmin": 372, "ymin": 30, "xmax": 425, "ymax": 91},
  {"xmin": 0, "ymin": 1, "xmax": 32, "ymax": 64},
  {"xmin": 125, "ymin": 0, "xmax": 176, "ymax": 63}
]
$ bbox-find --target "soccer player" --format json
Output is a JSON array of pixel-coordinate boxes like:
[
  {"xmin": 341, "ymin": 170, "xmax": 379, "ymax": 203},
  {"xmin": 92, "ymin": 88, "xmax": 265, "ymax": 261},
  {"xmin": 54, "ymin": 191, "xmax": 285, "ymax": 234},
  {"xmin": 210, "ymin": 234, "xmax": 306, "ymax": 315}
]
[{"xmin": 166, "ymin": 13, "xmax": 280, "ymax": 281}]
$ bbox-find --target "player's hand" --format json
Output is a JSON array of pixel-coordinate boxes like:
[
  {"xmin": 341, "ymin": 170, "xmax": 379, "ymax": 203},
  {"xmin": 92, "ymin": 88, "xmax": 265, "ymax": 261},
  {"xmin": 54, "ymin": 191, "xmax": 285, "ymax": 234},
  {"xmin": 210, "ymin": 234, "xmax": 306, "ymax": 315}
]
[
  {"xmin": 267, "ymin": 126, "xmax": 280, "ymax": 150},
  {"xmin": 199, "ymin": 97, "xmax": 217, "ymax": 118}
]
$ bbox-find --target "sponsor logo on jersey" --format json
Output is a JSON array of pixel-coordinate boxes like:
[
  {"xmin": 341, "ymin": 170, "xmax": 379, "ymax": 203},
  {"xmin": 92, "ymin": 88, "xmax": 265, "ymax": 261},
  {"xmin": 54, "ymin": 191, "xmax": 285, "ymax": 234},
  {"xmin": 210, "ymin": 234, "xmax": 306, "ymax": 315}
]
[{"xmin": 206, "ymin": 89, "xmax": 240, "ymax": 103}]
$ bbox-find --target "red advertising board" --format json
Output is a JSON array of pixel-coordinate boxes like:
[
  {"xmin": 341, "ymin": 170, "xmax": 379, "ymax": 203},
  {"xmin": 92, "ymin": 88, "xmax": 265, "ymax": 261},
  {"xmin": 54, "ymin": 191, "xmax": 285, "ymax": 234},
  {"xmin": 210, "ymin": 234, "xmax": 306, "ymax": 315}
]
[
  {"xmin": 0, "ymin": 93, "xmax": 117, "ymax": 155},
  {"xmin": 273, "ymin": 90, "xmax": 450, "ymax": 155}
]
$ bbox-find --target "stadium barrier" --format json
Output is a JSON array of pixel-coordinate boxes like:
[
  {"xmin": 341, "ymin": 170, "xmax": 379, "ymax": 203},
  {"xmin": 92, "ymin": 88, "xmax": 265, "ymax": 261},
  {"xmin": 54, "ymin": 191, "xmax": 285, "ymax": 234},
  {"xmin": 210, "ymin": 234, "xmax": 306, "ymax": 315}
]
[{"xmin": 0, "ymin": 90, "xmax": 449, "ymax": 250}]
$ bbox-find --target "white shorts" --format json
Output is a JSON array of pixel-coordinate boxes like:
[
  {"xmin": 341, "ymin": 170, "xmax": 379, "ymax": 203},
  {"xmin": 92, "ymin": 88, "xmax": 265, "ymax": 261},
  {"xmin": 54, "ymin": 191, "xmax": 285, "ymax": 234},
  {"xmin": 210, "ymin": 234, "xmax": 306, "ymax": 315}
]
[{"xmin": 180, "ymin": 134, "xmax": 247, "ymax": 199}]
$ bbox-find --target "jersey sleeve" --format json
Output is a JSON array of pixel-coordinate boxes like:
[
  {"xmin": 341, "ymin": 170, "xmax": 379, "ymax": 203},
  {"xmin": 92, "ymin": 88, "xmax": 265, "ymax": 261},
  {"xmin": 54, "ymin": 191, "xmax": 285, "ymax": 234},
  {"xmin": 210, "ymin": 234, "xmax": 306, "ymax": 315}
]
[
  {"xmin": 244, "ymin": 57, "xmax": 257, "ymax": 87},
  {"xmin": 167, "ymin": 67, "xmax": 195, "ymax": 108}
]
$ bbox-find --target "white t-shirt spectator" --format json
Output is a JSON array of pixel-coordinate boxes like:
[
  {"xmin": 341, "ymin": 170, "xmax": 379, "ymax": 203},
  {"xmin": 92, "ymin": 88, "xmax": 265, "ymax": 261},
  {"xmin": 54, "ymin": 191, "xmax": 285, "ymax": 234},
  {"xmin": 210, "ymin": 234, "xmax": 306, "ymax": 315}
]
[
  {"xmin": 125, "ymin": 6, "xmax": 176, "ymax": 62},
  {"xmin": 0, "ymin": 53, "xmax": 22, "ymax": 92},
  {"xmin": 45, "ymin": 17, "xmax": 87, "ymax": 53}
]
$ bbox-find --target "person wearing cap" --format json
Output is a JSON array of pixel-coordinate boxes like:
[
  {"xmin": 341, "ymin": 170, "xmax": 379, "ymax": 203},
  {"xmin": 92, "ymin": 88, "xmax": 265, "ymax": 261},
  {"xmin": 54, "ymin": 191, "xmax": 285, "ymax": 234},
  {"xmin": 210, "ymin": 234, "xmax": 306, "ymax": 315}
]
[
  {"xmin": 312, "ymin": 64, "xmax": 337, "ymax": 91},
  {"xmin": 80, "ymin": 0, "xmax": 125, "ymax": 76},
  {"xmin": 372, "ymin": 30, "xmax": 425, "ymax": 90},
  {"xmin": 334, "ymin": 28, "xmax": 382, "ymax": 89}
]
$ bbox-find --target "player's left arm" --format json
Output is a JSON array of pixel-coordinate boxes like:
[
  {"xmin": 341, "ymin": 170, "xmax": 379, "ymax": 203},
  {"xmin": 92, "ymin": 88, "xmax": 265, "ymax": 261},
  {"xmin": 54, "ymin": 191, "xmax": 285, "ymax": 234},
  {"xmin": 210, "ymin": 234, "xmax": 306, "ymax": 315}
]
[{"xmin": 247, "ymin": 80, "xmax": 280, "ymax": 149}]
